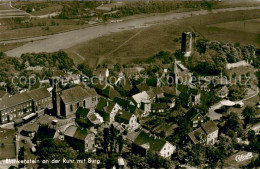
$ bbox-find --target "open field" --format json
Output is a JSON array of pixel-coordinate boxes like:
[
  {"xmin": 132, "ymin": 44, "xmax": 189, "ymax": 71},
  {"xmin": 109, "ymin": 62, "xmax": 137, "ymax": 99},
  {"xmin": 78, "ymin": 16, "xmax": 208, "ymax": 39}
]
[{"xmin": 65, "ymin": 9, "xmax": 260, "ymax": 66}]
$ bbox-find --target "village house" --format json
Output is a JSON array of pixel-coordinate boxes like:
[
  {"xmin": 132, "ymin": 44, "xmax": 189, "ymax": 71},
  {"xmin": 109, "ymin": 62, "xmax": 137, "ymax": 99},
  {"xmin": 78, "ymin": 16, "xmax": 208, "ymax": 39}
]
[
  {"xmin": 189, "ymin": 88, "xmax": 201, "ymax": 105},
  {"xmin": 201, "ymin": 120, "xmax": 219, "ymax": 145},
  {"xmin": 115, "ymin": 110, "xmax": 139, "ymax": 131},
  {"xmin": 96, "ymin": 97, "xmax": 122, "ymax": 123},
  {"xmin": 64, "ymin": 125, "xmax": 95, "ymax": 153},
  {"xmin": 132, "ymin": 131, "xmax": 176, "ymax": 158},
  {"xmin": 151, "ymin": 103, "xmax": 167, "ymax": 113},
  {"xmin": 52, "ymin": 85, "xmax": 99, "ymax": 118},
  {"xmin": 0, "ymin": 92, "xmax": 33, "ymax": 124},
  {"xmin": 185, "ymin": 107, "xmax": 204, "ymax": 128},
  {"xmin": 187, "ymin": 127, "xmax": 207, "ymax": 144},
  {"xmin": 28, "ymin": 87, "xmax": 52, "ymax": 113},
  {"xmin": 140, "ymin": 99, "xmax": 151, "ymax": 117},
  {"xmin": 131, "ymin": 91, "xmax": 150, "ymax": 108},
  {"xmin": 113, "ymin": 97, "xmax": 137, "ymax": 113},
  {"xmin": 36, "ymin": 125, "xmax": 59, "ymax": 141}
]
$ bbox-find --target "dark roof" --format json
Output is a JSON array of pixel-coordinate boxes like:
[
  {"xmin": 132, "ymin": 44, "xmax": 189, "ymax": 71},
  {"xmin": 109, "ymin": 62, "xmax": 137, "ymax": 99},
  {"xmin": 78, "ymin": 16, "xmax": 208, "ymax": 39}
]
[
  {"xmin": 151, "ymin": 103, "xmax": 167, "ymax": 110},
  {"xmin": 162, "ymin": 86, "xmax": 180, "ymax": 96},
  {"xmin": 61, "ymin": 86, "xmax": 97, "ymax": 104},
  {"xmin": 113, "ymin": 97, "xmax": 136, "ymax": 112},
  {"xmin": 147, "ymin": 89, "xmax": 156, "ymax": 98},
  {"xmin": 134, "ymin": 131, "xmax": 166, "ymax": 152},
  {"xmin": 188, "ymin": 127, "xmax": 206, "ymax": 144},
  {"xmin": 115, "ymin": 110, "xmax": 133, "ymax": 124},
  {"xmin": 76, "ymin": 107, "xmax": 90, "ymax": 117},
  {"xmin": 64, "ymin": 125, "xmax": 88, "ymax": 141},
  {"xmin": 96, "ymin": 97, "xmax": 118, "ymax": 121},
  {"xmin": 102, "ymin": 86, "xmax": 121, "ymax": 100},
  {"xmin": 136, "ymin": 82, "xmax": 150, "ymax": 92},
  {"xmin": 118, "ymin": 77, "xmax": 133, "ymax": 91},
  {"xmin": 0, "ymin": 92, "xmax": 32, "ymax": 110},
  {"xmin": 37, "ymin": 125, "xmax": 57, "ymax": 140},
  {"xmin": 185, "ymin": 107, "xmax": 202, "ymax": 121},
  {"xmin": 96, "ymin": 97, "xmax": 109, "ymax": 112},
  {"xmin": 201, "ymin": 120, "xmax": 218, "ymax": 135},
  {"xmin": 152, "ymin": 87, "xmax": 164, "ymax": 95},
  {"xmin": 28, "ymin": 87, "xmax": 51, "ymax": 101}
]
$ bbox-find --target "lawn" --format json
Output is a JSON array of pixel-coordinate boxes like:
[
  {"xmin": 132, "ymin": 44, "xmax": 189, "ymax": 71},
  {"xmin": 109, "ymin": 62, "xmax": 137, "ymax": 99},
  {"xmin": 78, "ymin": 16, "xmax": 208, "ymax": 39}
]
[
  {"xmin": 0, "ymin": 18, "xmax": 85, "ymax": 40},
  {"xmin": 66, "ymin": 9, "xmax": 260, "ymax": 67}
]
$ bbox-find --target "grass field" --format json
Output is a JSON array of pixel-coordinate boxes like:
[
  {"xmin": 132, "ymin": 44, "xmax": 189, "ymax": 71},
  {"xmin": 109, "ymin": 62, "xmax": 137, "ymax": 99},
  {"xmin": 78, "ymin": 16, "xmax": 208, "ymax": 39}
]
[
  {"xmin": 0, "ymin": 18, "xmax": 85, "ymax": 40},
  {"xmin": 65, "ymin": 9, "xmax": 260, "ymax": 67}
]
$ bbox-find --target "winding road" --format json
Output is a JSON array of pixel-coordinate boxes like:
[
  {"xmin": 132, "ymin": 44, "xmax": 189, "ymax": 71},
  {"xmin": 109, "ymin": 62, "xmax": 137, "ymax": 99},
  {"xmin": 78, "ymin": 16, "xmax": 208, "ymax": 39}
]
[{"xmin": 2, "ymin": 6, "xmax": 260, "ymax": 57}]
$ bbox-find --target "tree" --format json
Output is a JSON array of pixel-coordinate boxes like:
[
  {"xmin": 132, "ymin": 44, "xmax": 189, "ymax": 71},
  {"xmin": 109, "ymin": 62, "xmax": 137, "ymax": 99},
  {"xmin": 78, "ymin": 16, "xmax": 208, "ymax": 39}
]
[
  {"xmin": 38, "ymin": 139, "xmax": 77, "ymax": 168},
  {"xmin": 109, "ymin": 124, "xmax": 116, "ymax": 153},
  {"xmin": 114, "ymin": 63, "xmax": 121, "ymax": 72},
  {"xmin": 18, "ymin": 146, "xmax": 25, "ymax": 168},
  {"xmin": 224, "ymin": 112, "xmax": 243, "ymax": 136},
  {"xmin": 147, "ymin": 151, "xmax": 171, "ymax": 169},
  {"xmin": 126, "ymin": 154, "xmax": 149, "ymax": 168},
  {"xmin": 77, "ymin": 63, "xmax": 93, "ymax": 77},
  {"xmin": 247, "ymin": 130, "xmax": 255, "ymax": 141},
  {"xmin": 103, "ymin": 128, "xmax": 109, "ymax": 153},
  {"xmin": 242, "ymin": 106, "xmax": 256, "ymax": 126},
  {"xmin": 117, "ymin": 135, "xmax": 123, "ymax": 154}
]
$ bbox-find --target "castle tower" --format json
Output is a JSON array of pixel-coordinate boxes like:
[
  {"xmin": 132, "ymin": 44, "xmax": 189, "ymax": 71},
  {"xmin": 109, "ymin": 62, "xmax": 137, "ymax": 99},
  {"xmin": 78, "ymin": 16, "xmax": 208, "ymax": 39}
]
[
  {"xmin": 181, "ymin": 32, "xmax": 193, "ymax": 57},
  {"xmin": 52, "ymin": 82, "xmax": 62, "ymax": 117}
]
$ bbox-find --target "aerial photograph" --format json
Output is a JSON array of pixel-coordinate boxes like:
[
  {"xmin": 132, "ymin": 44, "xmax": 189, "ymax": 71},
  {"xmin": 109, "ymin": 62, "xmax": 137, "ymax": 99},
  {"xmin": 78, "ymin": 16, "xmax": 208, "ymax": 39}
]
[{"xmin": 0, "ymin": 0, "xmax": 259, "ymax": 168}]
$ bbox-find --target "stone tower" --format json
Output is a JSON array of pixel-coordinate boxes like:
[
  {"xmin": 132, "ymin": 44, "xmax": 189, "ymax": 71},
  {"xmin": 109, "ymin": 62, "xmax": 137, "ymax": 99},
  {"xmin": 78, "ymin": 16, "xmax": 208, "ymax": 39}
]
[
  {"xmin": 52, "ymin": 82, "xmax": 62, "ymax": 117},
  {"xmin": 181, "ymin": 32, "xmax": 192, "ymax": 57}
]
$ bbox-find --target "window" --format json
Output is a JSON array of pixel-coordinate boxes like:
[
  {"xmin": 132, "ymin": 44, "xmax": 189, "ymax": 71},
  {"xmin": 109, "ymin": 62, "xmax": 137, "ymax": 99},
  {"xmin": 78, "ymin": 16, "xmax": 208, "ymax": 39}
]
[
  {"xmin": 83, "ymin": 100, "xmax": 86, "ymax": 108},
  {"xmin": 77, "ymin": 102, "xmax": 79, "ymax": 108},
  {"xmin": 70, "ymin": 105, "xmax": 73, "ymax": 112}
]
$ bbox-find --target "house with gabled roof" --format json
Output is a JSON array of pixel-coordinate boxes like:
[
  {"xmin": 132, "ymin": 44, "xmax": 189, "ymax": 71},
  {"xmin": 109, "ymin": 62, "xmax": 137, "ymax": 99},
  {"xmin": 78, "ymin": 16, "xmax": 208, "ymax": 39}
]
[
  {"xmin": 28, "ymin": 87, "xmax": 52, "ymax": 112},
  {"xmin": 36, "ymin": 125, "xmax": 59, "ymax": 141},
  {"xmin": 189, "ymin": 88, "xmax": 201, "ymax": 105},
  {"xmin": 187, "ymin": 127, "xmax": 207, "ymax": 144},
  {"xmin": 136, "ymin": 82, "xmax": 150, "ymax": 92},
  {"xmin": 102, "ymin": 86, "xmax": 121, "ymax": 100},
  {"xmin": 185, "ymin": 107, "xmax": 204, "ymax": 128},
  {"xmin": 132, "ymin": 131, "xmax": 176, "ymax": 158},
  {"xmin": 161, "ymin": 86, "xmax": 180, "ymax": 97},
  {"xmin": 64, "ymin": 125, "xmax": 95, "ymax": 152},
  {"xmin": 201, "ymin": 120, "xmax": 218, "ymax": 145},
  {"xmin": 115, "ymin": 110, "xmax": 139, "ymax": 131},
  {"xmin": 113, "ymin": 97, "xmax": 136, "ymax": 113},
  {"xmin": 131, "ymin": 91, "xmax": 150, "ymax": 108},
  {"xmin": 114, "ymin": 76, "xmax": 133, "ymax": 95},
  {"xmin": 151, "ymin": 103, "xmax": 167, "ymax": 113},
  {"xmin": 0, "ymin": 92, "xmax": 33, "ymax": 124},
  {"xmin": 52, "ymin": 85, "xmax": 98, "ymax": 118},
  {"xmin": 96, "ymin": 97, "xmax": 121, "ymax": 123}
]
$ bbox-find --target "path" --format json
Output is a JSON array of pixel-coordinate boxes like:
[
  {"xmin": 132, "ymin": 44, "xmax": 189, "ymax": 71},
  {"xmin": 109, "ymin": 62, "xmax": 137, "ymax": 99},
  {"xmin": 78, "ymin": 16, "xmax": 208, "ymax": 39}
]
[
  {"xmin": 3, "ymin": 6, "xmax": 260, "ymax": 57},
  {"xmin": 208, "ymin": 87, "xmax": 259, "ymax": 120}
]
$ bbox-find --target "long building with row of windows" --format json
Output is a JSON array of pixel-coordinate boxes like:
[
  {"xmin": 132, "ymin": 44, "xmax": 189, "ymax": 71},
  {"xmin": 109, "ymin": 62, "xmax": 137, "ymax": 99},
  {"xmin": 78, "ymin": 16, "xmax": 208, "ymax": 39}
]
[{"xmin": 0, "ymin": 88, "xmax": 52, "ymax": 124}]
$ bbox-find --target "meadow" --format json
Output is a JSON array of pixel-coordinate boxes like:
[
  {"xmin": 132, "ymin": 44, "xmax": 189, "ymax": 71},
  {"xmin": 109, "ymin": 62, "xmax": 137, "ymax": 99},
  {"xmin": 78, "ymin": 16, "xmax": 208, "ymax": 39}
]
[{"xmin": 65, "ymin": 9, "xmax": 260, "ymax": 67}]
